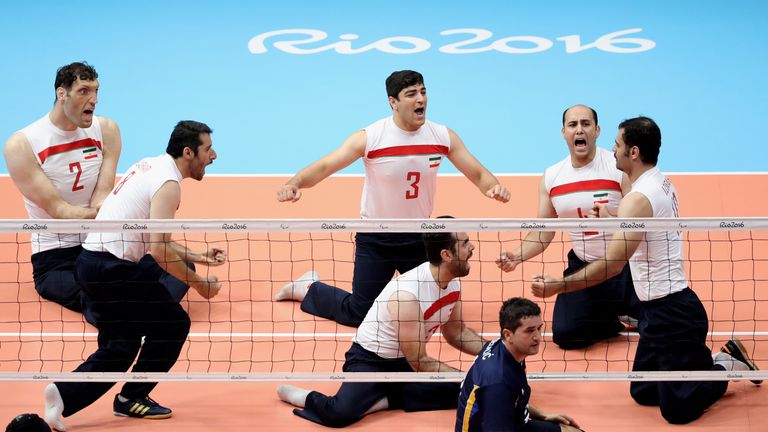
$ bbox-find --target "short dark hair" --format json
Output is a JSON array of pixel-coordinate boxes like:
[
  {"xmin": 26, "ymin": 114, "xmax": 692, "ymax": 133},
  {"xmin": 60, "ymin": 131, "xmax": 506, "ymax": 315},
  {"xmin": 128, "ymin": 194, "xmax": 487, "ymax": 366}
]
[
  {"xmin": 386, "ymin": 70, "xmax": 424, "ymax": 99},
  {"xmin": 618, "ymin": 116, "xmax": 661, "ymax": 165},
  {"xmin": 166, "ymin": 120, "xmax": 213, "ymax": 158},
  {"xmin": 499, "ymin": 297, "xmax": 541, "ymax": 337},
  {"xmin": 562, "ymin": 105, "xmax": 598, "ymax": 126},
  {"xmin": 5, "ymin": 413, "xmax": 51, "ymax": 432},
  {"xmin": 54, "ymin": 62, "xmax": 98, "ymax": 104},
  {"xmin": 423, "ymin": 216, "xmax": 457, "ymax": 266}
]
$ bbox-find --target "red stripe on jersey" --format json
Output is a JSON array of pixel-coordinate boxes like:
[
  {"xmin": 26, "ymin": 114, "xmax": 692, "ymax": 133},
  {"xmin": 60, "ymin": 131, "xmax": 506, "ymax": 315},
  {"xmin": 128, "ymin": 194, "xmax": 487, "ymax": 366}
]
[
  {"xmin": 550, "ymin": 179, "xmax": 621, "ymax": 197},
  {"xmin": 423, "ymin": 291, "xmax": 460, "ymax": 320},
  {"xmin": 38, "ymin": 138, "xmax": 102, "ymax": 164},
  {"xmin": 367, "ymin": 144, "xmax": 449, "ymax": 159}
]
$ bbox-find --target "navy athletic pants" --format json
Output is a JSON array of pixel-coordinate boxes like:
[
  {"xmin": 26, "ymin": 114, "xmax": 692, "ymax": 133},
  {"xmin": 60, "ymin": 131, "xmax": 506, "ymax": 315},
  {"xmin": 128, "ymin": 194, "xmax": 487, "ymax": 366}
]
[
  {"xmin": 295, "ymin": 343, "xmax": 460, "ymax": 428},
  {"xmin": 32, "ymin": 246, "xmax": 192, "ymax": 326},
  {"xmin": 301, "ymin": 232, "xmax": 426, "ymax": 327},
  {"xmin": 552, "ymin": 249, "xmax": 642, "ymax": 349},
  {"xmin": 56, "ymin": 250, "xmax": 191, "ymax": 417},
  {"xmin": 629, "ymin": 288, "xmax": 728, "ymax": 424}
]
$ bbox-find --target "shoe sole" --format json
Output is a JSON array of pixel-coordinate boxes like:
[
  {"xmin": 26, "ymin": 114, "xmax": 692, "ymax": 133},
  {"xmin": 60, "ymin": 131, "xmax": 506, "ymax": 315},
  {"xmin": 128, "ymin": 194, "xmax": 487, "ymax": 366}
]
[
  {"xmin": 114, "ymin": 412, "xmax": 173, "ymax": 419},
  {"xmin": 723, "ymin": 338, "xmax": 762, "ymax": 384}
]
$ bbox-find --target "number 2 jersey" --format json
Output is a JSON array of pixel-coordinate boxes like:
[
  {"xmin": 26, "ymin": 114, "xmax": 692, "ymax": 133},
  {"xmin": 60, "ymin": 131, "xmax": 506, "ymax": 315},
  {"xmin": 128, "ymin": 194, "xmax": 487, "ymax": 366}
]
[
  {"xmin": 360, "ymin": 116, "xmax": 451, "ymax": 219},
  {"xmin": 18, "ymin": 114, "xmax": 104, "ymax": 253}
]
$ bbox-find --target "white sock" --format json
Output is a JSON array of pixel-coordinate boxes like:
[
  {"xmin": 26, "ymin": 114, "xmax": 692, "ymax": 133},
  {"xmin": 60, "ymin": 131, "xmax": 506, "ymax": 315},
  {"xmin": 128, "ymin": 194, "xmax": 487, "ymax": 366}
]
[
  {"xmin": 44, "ymin": 383, "xmax": 67, "ymax": 431},
  {"xmin": 364, "ymin": 397, "xmax": 389, "ymax": 415},
  {"xmin": 274, "ymin": 271, "xmax": 319, "ymax": 302},
  {"xmin": 276, "ymin": 384, "xmax": 310, "ymax": 408},
  {"xmin": 713, "ymin": 351, "xmax": 750, "ymax": 371}
]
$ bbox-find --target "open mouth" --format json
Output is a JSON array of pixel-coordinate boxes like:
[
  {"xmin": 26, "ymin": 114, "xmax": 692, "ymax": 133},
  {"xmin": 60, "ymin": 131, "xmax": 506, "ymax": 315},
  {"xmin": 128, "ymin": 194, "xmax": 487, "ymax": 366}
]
[
  {"xmin": 414, "ymin": 107, "xmax": 425, "ymax": 116},
  {"xmin": 574, "ymin": 138, "xmax": 587, "ymax": 148},
  {"xmin": 83, "ymin": 109, "xmax": 94, "ymax": 116}
]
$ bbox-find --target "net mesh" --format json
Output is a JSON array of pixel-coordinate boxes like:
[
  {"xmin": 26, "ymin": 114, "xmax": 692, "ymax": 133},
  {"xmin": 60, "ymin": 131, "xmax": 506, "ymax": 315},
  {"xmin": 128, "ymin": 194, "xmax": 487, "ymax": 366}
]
[{"xmin": 0, "ymin": 218, "xmax": 766, "ymax": 382}]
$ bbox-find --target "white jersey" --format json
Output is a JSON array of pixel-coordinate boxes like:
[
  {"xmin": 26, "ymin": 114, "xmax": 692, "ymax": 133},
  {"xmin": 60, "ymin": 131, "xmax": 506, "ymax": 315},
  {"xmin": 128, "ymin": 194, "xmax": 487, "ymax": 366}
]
[
  {"xmin": 18, "ymin": 114, "xmax": 104, "ymax": 253},
  {"xmin": 361, "ymin": 117, "xmax": 451, "ymax": 219},
  {"xmin": 544, "ymin": 147, "xmax": 624, "ymax": 262},
  {"xmin": 354, "ymin": 261, "xmax": 460, "ymax": 359},
  {"xmin": 628, "ymin": 167, "xmax": 687, "ymax": 301},
  {"xmin": 83, "ymin": 154, "xmax": 182, "ymax": 263}
]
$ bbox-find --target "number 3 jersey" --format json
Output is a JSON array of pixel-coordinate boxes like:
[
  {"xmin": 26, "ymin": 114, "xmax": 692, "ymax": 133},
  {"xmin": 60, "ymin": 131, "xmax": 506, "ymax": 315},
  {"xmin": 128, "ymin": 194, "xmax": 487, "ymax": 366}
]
[
  {"xmin": 18, "ymin": 114, "xmax": 104, "ymax": 253},
  {"xmin": 361, "ymin": 116, "xmax": 451, "ymax": 219}
]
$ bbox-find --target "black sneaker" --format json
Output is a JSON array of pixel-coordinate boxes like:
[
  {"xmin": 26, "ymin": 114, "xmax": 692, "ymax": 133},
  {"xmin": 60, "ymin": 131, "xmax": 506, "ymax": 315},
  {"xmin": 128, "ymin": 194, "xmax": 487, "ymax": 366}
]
[
  {"xmin": 113, "ymin": 395, "xmax": 173, "ymax": 419},
  {"xmin": 721, "ymin": 338, "xmax": 762, "ymax": 385}
]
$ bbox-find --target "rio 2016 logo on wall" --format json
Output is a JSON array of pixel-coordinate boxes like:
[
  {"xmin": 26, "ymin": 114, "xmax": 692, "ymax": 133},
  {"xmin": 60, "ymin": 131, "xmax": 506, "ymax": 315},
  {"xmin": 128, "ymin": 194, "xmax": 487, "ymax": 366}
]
[{"xmin": 248, "ymin": 28, "xmax": 655, "ymax": 55}]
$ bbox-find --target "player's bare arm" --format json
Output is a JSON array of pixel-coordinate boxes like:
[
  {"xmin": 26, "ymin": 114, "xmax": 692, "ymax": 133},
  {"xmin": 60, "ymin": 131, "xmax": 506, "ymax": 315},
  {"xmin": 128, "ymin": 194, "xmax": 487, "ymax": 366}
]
[
  {"xmin": 4, "ymin": 133, "xmax": 97, "ymax": 219},
  {"xmin": 169, "ymin": 242, "xmax": 227, "ymax": 266},
  {"xmin": 529, "ymin": 404, "xmax": 583, "ymax": 431},
  {"xmin": 498, "ymin": 176, "xmax": 556, "ymax": 272},
  {"xmin": 277, "ymin": 130, "xmax": 367, "ymax": 202},
  {"xmin": 89, "ymin": 117, "xmax": 122, "ymax": 210},
  {"xmin": 149, "ymin": 181, "xmax": 221, "ymax": 299},
  {"xmin": 440, "ymin": 301, "xmax": 485, "ymax": 356},
  {"xmin": 446, "ymin": 128, "xmax": 510, "ymax": 203},
  {"xmin": 390, "ymin": 291, "xmax": 460, "ymax": 372},
  {"xmin": 531, "ymin": 192, "xmax": 650, "ymax": 298}
]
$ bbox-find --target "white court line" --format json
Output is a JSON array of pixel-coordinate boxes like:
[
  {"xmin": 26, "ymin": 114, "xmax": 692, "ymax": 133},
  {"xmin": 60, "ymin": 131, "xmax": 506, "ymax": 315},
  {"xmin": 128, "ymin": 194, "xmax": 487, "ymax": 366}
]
[{"xmin": 1, "ymin": 331, "xmax": 767, "ymax": 338}]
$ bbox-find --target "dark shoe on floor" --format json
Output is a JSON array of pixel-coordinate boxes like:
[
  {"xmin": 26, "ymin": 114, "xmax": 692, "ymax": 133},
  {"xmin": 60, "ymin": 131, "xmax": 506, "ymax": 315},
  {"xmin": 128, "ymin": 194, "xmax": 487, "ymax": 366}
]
[
  {"xmin": 113, "ymin": 395, "xmax": 172, "ymax": 419},
  {"xmin": 721, "ymin": 338, "xmax": 762, "ymax": 385}
]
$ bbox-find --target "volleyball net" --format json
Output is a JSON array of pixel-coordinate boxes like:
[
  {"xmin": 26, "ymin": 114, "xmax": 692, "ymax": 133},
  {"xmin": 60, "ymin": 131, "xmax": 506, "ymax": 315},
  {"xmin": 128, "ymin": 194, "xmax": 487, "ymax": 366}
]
[{"xmin": 0, "ymin": 218, "xmax": 766, "ymax": 383}]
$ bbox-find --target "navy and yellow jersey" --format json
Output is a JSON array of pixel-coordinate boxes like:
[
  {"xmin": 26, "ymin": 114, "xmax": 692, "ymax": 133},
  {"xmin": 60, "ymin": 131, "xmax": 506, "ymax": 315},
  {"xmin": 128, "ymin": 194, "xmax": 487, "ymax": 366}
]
[{"xmin": 455, "ymin": 339, "xmax": 531, "ymax": 432}]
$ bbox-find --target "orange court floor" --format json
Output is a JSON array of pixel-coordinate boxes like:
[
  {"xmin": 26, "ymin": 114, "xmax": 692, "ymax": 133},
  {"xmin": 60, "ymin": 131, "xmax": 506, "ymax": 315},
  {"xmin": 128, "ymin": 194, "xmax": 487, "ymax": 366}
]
[{"xmin": 0, "ymin": 174, "xmax": 766, "ymax": 432}]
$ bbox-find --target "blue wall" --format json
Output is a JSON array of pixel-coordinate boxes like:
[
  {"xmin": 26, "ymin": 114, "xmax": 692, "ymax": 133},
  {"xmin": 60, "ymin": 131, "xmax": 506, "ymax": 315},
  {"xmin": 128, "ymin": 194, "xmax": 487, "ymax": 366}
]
[{"xmin": 1, "ymin": 0, "xmax": 766, "ymax": 174}]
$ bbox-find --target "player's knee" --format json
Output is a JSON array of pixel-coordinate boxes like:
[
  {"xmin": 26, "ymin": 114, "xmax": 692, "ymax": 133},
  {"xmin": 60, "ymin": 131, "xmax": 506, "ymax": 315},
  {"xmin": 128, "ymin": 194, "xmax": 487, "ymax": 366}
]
[
  {"xmin": 170, "ymin": 304, "xmax": 191, "ymax": 323},
  {"xmin": 552, "ymin": 328, "xmax": 592, "ymax": 350},
  {"xmin": 157, "ymin": 308, "xmax": 191, "ymax": 338},
  {"xmin": 630, "ymin": 386, "xmax": 659, "ymax": 407},
  {"xmin": 104, "ymin": 341, "xmax": 142, "ymax": 369},
  {"xmin": 552, "ymin": 319, "xmax": 622, "ymax": 350},
  {"xmin": 660, "ymin": 405, "xmax": 702, "ymax": 425},
  {"xmin": 172, "ymin": 312, "xmax": 192, "ymax": 336}
]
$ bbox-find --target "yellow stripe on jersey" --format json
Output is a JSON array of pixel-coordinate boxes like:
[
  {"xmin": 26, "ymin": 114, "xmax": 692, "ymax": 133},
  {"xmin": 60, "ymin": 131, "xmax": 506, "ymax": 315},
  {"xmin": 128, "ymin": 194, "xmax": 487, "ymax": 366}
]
[{"xmin": 461, "ymin": 385, "xmax": 480, "ymax": 432}]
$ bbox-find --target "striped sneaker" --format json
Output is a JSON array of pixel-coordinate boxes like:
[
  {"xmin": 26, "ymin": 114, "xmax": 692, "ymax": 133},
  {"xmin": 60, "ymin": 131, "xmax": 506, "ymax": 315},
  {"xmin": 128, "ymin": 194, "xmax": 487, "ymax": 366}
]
[
  {"xmin": 721, "ymin": 338, "xmax": 762, "ymax": 385},
  {"xmin": 113, "ymin": 395, "xmax": 172, "ymax": 419}
]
